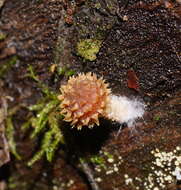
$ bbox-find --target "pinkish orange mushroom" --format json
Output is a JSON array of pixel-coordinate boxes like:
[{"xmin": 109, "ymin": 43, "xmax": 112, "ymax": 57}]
[{"xmin": 58, "ymin": 73, "xmax": 111, "ymax": 130}]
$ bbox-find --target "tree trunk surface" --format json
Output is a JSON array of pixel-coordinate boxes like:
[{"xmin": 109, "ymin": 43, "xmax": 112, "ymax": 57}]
[{"xmin": 0, "ymin": 0, "xmax": 180, "ymax": 190}]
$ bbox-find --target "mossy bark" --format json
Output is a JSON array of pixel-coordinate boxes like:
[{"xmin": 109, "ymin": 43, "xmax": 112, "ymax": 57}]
[{"xmin": 0, "ymin": 0, "xmax": 180, "ymax": 190}]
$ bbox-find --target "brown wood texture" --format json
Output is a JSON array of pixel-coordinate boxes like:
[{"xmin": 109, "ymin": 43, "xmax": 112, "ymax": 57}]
[{"xmin": 0, "ymin": 0, "xmax": 180, "ymax": 190}]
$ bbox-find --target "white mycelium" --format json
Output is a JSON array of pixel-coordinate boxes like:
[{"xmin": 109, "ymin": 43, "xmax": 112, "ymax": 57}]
[{"xmin": 105, "ymin": 95, "xmax": 145, "ymax": 126}]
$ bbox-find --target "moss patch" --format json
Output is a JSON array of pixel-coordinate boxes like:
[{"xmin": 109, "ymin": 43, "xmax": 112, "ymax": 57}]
[
  {"xmin": 0, "ymin": 56, "xmax": 18, "ymax": 78},
  {"xmin": 22, "ymin": 65, "xmax": 65, "ymax": 166}
]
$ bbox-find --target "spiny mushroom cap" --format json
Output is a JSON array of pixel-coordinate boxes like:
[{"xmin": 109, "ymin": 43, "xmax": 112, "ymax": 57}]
[{"xmin": 58, "ymin": 73, "xmax": 111, "ymax": 130}]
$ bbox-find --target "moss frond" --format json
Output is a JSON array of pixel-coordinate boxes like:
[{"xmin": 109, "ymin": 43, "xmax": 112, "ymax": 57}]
[
  {"xmin": 23, "ymin": 65, "xmax": 65, "ymax": 166},
  {"xmin": 46, "ymin": 112, "xmax": 64, "ymax": 162},
  {"xmin": 0, "ymin": 56, "xmax": 18, "ymax": 78},
  {"xmin": 24, "ymin": 95, "xmax": 65, "ymax": 166},
  {"xmin": 5, "ymin": 105, "xmax": 23, "ymax": 160},
  {"xmin": 27, "ymin": 109, "xmax": 65, "ymax": 166},
  {"xmin": 26, "ymin": 65, "xmax": 57, "ymax": 99},
  {"xmin": 30, "ymin": 100, "xmax": 59, "ymax": 138},
  {"xmin": 6, "ymin": 117, "xmax": 21, "ymax": 160},
  {"xmin": 27, "ymin": 130, "xmax": 53, "ymax": 166}
]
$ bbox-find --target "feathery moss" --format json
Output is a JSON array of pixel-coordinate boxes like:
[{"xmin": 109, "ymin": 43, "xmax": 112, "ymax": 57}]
[{"xmin": 22, "ymin": 65, "xmax": 65, "ymax": 166}]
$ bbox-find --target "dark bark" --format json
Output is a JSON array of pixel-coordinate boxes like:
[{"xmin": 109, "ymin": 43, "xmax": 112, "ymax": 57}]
[{"xmin": 0, "ymin": 0, "xmax": 180, "ymax": 190}]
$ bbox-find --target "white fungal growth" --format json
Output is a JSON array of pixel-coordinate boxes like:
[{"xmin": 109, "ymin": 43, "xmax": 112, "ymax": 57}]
[{"xmin": 105, "ymin": 95, "xmax": 145, "ymax": 126}]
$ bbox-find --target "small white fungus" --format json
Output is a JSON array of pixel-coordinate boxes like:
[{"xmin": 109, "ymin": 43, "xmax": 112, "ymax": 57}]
[
  {"xmin": 107, "ymin": 158, "xmax": 114, "ymax": 163},
  {"xmin": 106, "ymin": 95, "xmax": 145, "ymax": 126},
  {"xmin": 173, "ymin": 168, "xmax": 181, "ymax": 180}
]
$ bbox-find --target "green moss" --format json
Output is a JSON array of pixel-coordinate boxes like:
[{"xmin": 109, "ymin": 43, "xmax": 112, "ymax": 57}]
[
  {"xmin": 77, "ymin": 39, "xmax": 102, "ymax": 61},
  {"xmin": 90, "ymin": 155, "xmax": 106, "ymax": 169},
  {"xmin": 65, "ymin": 69, "xmax": 75, "ymax": 77},
  {"xmin": 8, "ymin": 177, "xmax": 18, "ymax": 189},
  {"xmin": 153, "ymin": 115, "xmax": 161, "ymax": 121},
  {"xmin": 27, "ymin": 65, "xmax": 57, "ymax": 99},
  {"xmin": 56, "ymin": 66, "xmax": 66, "ymax": 75},
  {"xmin": 103, "ymin": 151, "xmax": 114, "ymax": 159},
  {"xmin": 5, "ymin": 105, "xmax": 22, "ymax": 160},
  {"xmin": 24, "ymin": 65, "xmax": 65, "ymax": 166},
  {"xmin": 56, "ymin": 66, "xmax": 75, "ymax": 77},
  {"xmin": 4, "ymin": 64, "xmax": 71, "ymax": 166},
  {"xmin": 0, "ymin": 56, "xmax": 18, "ymax": 78},
  {"xmin": 8, "ymin": 176, "xmax": 27, "ymax": 190},
  {"xmin": 25, "ymin": 98, "xmax": 64, "ymax": 165}
]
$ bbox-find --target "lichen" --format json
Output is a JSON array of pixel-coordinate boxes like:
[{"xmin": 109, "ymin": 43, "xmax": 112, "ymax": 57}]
[
  {"xmin": 77, "ymin": 39, "xmax": 102, "ymax": 61},
  {"xmin": 0, "ymin": 33, "xmax": 6, "ymax": 40}
]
